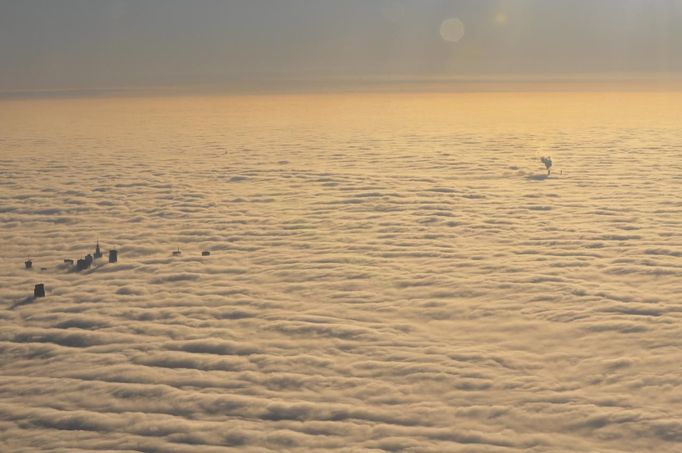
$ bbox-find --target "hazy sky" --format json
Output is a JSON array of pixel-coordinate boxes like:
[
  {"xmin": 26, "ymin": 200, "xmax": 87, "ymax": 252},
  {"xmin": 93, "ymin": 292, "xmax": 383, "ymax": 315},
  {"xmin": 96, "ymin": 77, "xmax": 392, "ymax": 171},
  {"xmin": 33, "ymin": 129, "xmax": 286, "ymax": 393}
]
[{"xmin": 1, "ymin": 0, "xmax": 681, "ymax": 92}]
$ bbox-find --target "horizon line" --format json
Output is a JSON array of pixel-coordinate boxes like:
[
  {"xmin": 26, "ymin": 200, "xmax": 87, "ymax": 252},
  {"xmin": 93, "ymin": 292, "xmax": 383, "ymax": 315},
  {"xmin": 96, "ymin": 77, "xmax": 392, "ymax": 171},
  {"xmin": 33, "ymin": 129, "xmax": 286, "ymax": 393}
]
[{"xmin": 2, "ymin": 74, "xmax": 681, "ymax": 100}]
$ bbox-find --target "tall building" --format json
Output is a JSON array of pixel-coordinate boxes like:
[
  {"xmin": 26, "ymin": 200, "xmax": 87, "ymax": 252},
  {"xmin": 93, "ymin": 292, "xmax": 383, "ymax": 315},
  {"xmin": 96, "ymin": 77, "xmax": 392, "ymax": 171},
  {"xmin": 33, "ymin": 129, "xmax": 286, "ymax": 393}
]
[
  {"xmin": 94, "ymin": 241, "xmax": 103, "ymax": 259},
  {"xmin": 34, "ymin": 284, "xmax": 45, "ymax": 298}
]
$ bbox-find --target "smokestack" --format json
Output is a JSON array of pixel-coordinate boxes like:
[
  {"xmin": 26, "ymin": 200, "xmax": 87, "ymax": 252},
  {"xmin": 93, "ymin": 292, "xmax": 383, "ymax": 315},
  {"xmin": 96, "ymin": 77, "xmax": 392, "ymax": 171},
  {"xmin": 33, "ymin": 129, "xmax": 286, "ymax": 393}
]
[
  {"xmin": 109, "ymin": 250, "xmax": 118, "ymax": 263},
  {"xmin": 34, "ymin": 284, "xmax": 45, "ymax": 298}
]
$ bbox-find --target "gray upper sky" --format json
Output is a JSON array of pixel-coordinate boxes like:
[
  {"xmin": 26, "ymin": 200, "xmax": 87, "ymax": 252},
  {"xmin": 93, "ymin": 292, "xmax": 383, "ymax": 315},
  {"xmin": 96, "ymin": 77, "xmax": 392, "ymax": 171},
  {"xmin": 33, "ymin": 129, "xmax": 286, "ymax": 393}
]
[{"xmin": 1, "ymin": 0, "xmax": 681, "ymax": 92}]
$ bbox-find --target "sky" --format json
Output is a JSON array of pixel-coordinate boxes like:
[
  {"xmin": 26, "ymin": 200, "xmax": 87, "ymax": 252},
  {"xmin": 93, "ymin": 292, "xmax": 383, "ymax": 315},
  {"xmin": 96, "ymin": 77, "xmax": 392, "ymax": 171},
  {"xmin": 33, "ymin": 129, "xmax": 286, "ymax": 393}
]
[{"xmin": 1, "ymin": 0, "xmax": 682, "ymax": 93}]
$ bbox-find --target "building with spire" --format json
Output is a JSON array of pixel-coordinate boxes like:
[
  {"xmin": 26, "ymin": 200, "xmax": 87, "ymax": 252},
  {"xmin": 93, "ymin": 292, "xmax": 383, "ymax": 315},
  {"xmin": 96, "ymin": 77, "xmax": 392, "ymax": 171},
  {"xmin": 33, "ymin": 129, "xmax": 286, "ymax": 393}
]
[{"xmin": 94, "ymin": 240, "xmax": 103, "ymax": 259}]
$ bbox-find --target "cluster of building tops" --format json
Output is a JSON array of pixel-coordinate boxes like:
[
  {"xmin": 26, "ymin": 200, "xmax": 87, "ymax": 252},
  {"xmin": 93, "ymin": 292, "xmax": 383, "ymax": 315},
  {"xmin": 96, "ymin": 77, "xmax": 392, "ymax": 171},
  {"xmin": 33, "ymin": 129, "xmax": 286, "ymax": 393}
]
[
  {"xmin": 25, "ymin": 243, "xmax": 212, "ymax": 274},
  {"xmin": 68, "ymin": 242, "xmax": 118, "ymax": 272},
  {"xmin": 24, "ymin": 242, "xmax": 118, "ymax": 274},
  {"xmin": 25, "ymin": 244, "xmax": 212, "ymax": 299}
]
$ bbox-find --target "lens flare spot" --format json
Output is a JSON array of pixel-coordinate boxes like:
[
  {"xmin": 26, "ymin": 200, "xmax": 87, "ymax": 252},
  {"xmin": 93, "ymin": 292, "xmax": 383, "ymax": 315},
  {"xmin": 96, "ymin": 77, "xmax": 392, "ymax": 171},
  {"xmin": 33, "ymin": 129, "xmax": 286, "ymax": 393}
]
[{"xmin": 440, "ymin": 18, "xmax": 465, "ymax": 43}]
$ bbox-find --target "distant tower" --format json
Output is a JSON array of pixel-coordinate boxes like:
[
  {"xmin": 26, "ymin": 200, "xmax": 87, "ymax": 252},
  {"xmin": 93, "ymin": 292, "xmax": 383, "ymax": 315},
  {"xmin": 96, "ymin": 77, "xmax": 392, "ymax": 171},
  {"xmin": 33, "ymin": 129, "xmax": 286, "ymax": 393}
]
[
  {"xmin": 84, "ymin": 254, "xmax": 93, "ymax": 268},
  {"xmin": 25, "ymin": 259, "xmax": 33, "ymax": 270},
  {"xmin": 109, "ymin": 250, "xmax": 118, "ymax": 263},
  {"xmin": 94, "ymin": 240, "xmax": 103, "ymax": 259},
  {"xmin": 34, "ymin": 284, "xmax": 46, "ymax": 298}
]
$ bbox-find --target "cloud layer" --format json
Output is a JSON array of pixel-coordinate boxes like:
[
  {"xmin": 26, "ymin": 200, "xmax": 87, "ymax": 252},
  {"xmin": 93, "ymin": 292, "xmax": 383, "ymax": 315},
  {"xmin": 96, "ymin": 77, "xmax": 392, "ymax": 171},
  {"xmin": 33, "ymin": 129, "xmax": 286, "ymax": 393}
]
[{"xmin": 1, "ymin": 93, "xmax": 681, "ymax": 452}]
